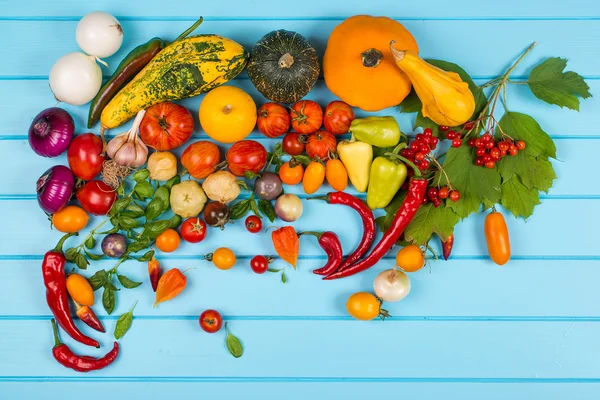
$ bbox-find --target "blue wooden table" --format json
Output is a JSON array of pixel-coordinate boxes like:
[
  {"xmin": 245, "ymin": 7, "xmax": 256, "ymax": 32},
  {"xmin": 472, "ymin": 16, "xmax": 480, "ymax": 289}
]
[{"xmin": 1, "ymin": 1, "xmax": 599, "ymax": 398}]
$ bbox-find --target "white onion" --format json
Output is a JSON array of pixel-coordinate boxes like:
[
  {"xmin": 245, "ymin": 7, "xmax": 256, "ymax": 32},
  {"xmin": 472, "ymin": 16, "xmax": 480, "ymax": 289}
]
[
  {"xmin": 275, "ymin": 194, "xmax": 303, "ymax": 222},
  {"xmin": 49, "ymin": 52, "xmax": 103, "ymax": 106},
  {"xmin": 76, "ymin": 11, "xmax": 124, "ymax": 58},
  {"xmin": 373, "ymin": 269, "xmax": 411, "ymax": 302}
]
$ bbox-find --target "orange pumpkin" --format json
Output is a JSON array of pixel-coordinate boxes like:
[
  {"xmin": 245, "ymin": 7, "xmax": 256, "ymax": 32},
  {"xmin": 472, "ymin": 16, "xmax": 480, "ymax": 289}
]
[{"xmin": 323, "ymin": 15, "xmax": 419, "ymax": 112}]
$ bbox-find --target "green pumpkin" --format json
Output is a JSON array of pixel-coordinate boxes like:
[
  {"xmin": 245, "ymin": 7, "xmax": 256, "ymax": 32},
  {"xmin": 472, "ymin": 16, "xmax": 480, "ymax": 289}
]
[{"xmin": 247, "ymin": 30, "xmax": 320, "ymax": 103}]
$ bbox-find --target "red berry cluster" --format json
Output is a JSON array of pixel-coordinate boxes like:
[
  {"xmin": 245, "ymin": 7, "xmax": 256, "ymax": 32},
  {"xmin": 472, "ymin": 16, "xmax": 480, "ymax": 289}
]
[
  {"xmin": 399, "ymin": 127, "xmax": 439, "ymax": 173},
  {"xmin": 425, "ymin": 185, "xmax": 460, "ymax": 207},
  {"xmin": 440, "ymin": 126, "xmax": 463, "ymax": 148},
  {"xmin": 467, "ymin": 133, "xmax": 526, "ymax": 168}
]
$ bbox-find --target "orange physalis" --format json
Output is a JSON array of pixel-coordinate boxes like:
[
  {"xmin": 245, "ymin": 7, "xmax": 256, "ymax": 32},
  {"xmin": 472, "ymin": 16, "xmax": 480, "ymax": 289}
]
[
  {"xmin": 154, "ymin": 268, "xmax": 187, "ymax": 307},
  {"xmin": 271, "ymin": 226, "xmax": 299, "ymax": 268}
]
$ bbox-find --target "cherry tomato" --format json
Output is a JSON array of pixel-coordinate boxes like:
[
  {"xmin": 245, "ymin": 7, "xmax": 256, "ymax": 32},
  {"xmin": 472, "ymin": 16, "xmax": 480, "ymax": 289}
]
[
  {"xmin": 485, "ymin": 211, "xmax": 511, "ymax": 265},
  {"xmin": 67, "ymin": 133, "xmax": 105, "ymax": 180},
  {"xmin": 250, "ymin": 255, "xmax": 270, "ymax": 274},
  {"xmin": 279, "ymin": 161, "xmax": 304, "ymax": 185},
  {"xmin": 180, "ymin": 217, "xmax": 207, "ymax": 243},
  {"xmin": 257, "ymin": 103, "xmax": 290, "ymax": 138},
  {"xmin": 323, "ymin": 100, "xmax": 354, "ymax": 134},
  {"xmin": 52, "ymin": 205, "xmax": 89, "ymax": 233},
  {"xmin": 395, "ymin": 245, "xmax": 425, "ymax": 272},
  {"xmin": 211, "ymin": 247, "xmax": 236, "ymax": 270},
  {"xmin": 199, "ymin": 309, "xmax": 223, "ymax": 333},
  {"xmin": 325, "ymin": 158, "xmax": 348, "ymax": 192},
  {"xmin": 76, "ymin": 180, "xmax": 117, "ymax": 215},
  {"xmin": 203, "ymin": 202, "xmax": 230, "ymax": 230},
  {"xmin": 302, "ymin": 161, "xmax": 325, "ymax": 194},
  {"xmin": 226, "ymin": 140, "xmax": 267, "ymax": 177},
  {"xmin": 155, "ymin": 228, "xmax": 181, "ymax": 253},
  {"xmin": 305, "ymin": 131, "xmax": 337, "ymax": 159},
  {"xmin": 181, "ymin": 141, "xmax": 221, "ymax": 179},
  {"xmin": 346, "ymin": 292, "xmax": 381, "ymax": 321},
  {"xmin": 290, "ymin": 100, "xmax": 323, "ymax": 134},
  {"xmin": 140, "ymin": 102, "xmax": 194, "ymax": 150},
  {"xmin": 282, "ymin": 132, "xmax": 306, "ymax": 156},
  {"xmin": 245, "ymin": 215, "xmax": 262, "ymax": 233}
]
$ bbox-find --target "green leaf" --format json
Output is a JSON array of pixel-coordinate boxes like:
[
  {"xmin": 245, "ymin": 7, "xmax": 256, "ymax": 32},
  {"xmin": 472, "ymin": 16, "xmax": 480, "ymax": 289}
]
[
  {"xmin": 414, "ymin": 112, "xmax": 440, "ymax": 137},
  {"xmin": 267, "ymin": 268, "xmax": 282, "ymax": 273},
  {"xmin": 132, "ymin": 169, "xmax": 150, "ymax": 182},
  {"xmin": 137, "ymin": 250, "xmax": 155, "ymax": 262},
  {"xmin": 127, "ymin": 237, "xmax": 152, "ymax": 253},
  {"xmin": 249, "ymin": 198, "xmax": 261, "ymax": 217},
  {"xmin": 225, "ymin": 323, "xmax": 244, "ymax": 358},
  {"xmin": 435, "ymin": 146, "xmax": 502, "ymax": 219},
  {"xmin": 498, "ymin": 112, "xmax": 556, "ymax": 159},
  {"xmin": 84, "ymin": 236, "xmax": 96, "ymax": 250},
  {"xmin": 375, "ymin": 192, "xmax": 407, "ymax": 233},
  {"xmin": 99, "ymin": 225, "xmax": 120, "ymax": 235},
  {"xmin": 134, "ymin": 181, "xmax": 155, "ymax": 199},
  {"xmin": 168, "ymin": 214, "xmax": 182, "ymax": 229},
  {"xmin": 104, "ymin": 280, "xmax": 119, "ymax": 292},
  {"xmin": 281, "ymin": 272, "xmax": 287, "ymax": 284},
  {"xmin": 398, "ymin": 90, "xmax": 422, "ymax": 114},
  {"xmin": 74, "ymin": 252, "xmax": 89, "ymax": 270},
  {"xmin": 527, "ymin": 57, "xmax": 592, "ymax": 111},
  {"xmin": 88, "ymin": 269, "xmax": 108, "ymax": 291},
  {"xmin": 165, "ymin": 175, "xmax": 181, "ymax": 190},
  {"xmin": 102, "ymin": 287, "xmax": 116, "ymax": 315},
  {"xmin": 500, "ymin": 176, "xmax": 541, "ymax": 219},
  {"xmin": 119, "ymin": 216, "xmax": 139, "ymax": 230},
  {"xmin": 117, "ymin": 183, "xmax": 125, "ymax": 197},
  {"xmin": 245, "ymin": 171, "xmax": 259, "ymax": 180},
  {"xmin": 84, "ymin": 250, "xmax": 104, "ymax": 261},
  {"xmin": 142, "ymin": 220, "xmax": 170, "ymax": 240},
  {"xmin": 64, "ymin": 247, "xmax": 79, "ymax": 262},
  {"xmin": 124, "ymin": 203, "xmax": 145, "ymax": 218},
  {"xmin": 145, "ymin": 197, "xmax": 164, "ymax": 221},
  {"xmin": 230, "ymin": 200, "xmax": 251, "ymax": 220},
  {"xmin": 154, "ymin": 186, "xmax": 171, "ymax": 211},
  {"xmin": 258, "ymin": 199, "xmax": 276, "ymax": 222},
  {"xmin": 114, "ymin": 301, "xmax": 137, "ymax": 340},
  {"xmin": 110, "ymin": 198, "xmax": 132, "ymax": 215},
  {"xmin": 404, "ymin": 204, "xmax": 460, "ymax": 245},
  {"xmin": 497, "ymin": 151, "xmax": 556, "ymax": 192},
  {"xmin": 236, "ymin": 180, "xmax": 250, "ymax": 191},
  {"xmin": 293, "ymin": 155, "xmax": 312, "ymax": 166},
  {"xmin": 117, "ymin": 275, "xmax": 142, "ymax": 289},
  {"xmin": 273, "ymin": 142, "xmax": 284, "ymax": 156}
]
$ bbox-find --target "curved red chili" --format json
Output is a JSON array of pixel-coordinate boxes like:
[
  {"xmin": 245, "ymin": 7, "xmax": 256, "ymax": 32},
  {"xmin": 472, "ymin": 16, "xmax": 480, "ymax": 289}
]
[
  {"xmin": 308, "ymin": 192, "xmax": 375, "ymax": 272},
  {"xmin": 43, "ymin": 233, "xmax": 99, "ymax": 348},
  {"xmin": 442, "ymin": 234, "xmax": 454, "ymax": 261},
  {"xmin": 299, "ymin": 231, "xmax": 343, "ymax": 275},
  {"xmin": 325, "ymin": 178, "xmax": 428, "ymax": 280},
  {"xmin": 51, "ymin": 319, "xmax": 118, "ymax": 372}
]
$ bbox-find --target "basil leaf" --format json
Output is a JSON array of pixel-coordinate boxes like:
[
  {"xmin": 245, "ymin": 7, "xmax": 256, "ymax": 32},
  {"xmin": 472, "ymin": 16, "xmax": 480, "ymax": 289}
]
[
  {"xmin": 165, "ymin": 175, "xmax": 181, "ymax": 190},
  {"xmin": 273, "ymin": 142, "xmax": 283, "ymax": 156},
  {"xmin": 114, "ymin": 301, "xmax": 137, "ymax": 340},
  {"xmin": 168, "ymin": 214, "xmax": 182, "ymax": 229},
  {"xmin": 249, "ymin": 198, "xmax": 261, "ymax": 217},
  {"xmin": 137, "ymin": 250, "xmax": 155, "ymax": 262},
  {"xmin": 258, "ymin": 199, "xmax": 276, "ymax": 222},
  {"xmin": 154, "ymin": 186, "xmax": 170, "ymax": 211},
  {"xmin": 229, "ymin": 200, "xmax": 251, "ymax": 220},
  {"xmin": 145, "ymin": 198, "xmax": 164, "ymax": 221},
  {"xmin": 102, "ymin": 287, "xmax": 116, "ymax": 315},
  {"xmin": 74, "ymin": 253, "xmax": 89, "ymax": 270},
  {"xmin": 225, "ymin": 323, "xmax": 244, "ymax": 358},
  {"xmin": 134, "ymin": 181, "xmax": 155, "ymax": 199},
  {"xmin": 236, "ymin": 180, "xmax": 249, "ymax": 191},
  {"xmin": 117, "ymin": 275, "xmax": 142, "ymax": 289},
  {"xmin": 119, "ymin": 216, "xmax": 139, "ymax": 230},
  {"xmin": 84, "ymin": 250, "xmax": 104, "ymax": 261},
  {"xmin": 293, "ymin": 155, "xmax": 312, "ymax": 166},
  {"xmin": 117, "ymin": 183, "xmax": 125, "ymax": 197},
  {"xmin": 99, "ymin": 225, "xmax": 120, "ymax": 235},
  {"xmin": 143, "ymin": 220, "xmax": 170, "ymax": 240},
  {"xmin": 127, "ymin": 237, "xmax": 151, "ymax": 253},
  {"xmin": 132, "ymin": 169, "xmax": 150, "ymax": 182},
  {"xmin": 244, "ymin": 171, "xmax": 259, "ymax": 180},
  {"xmin": 88, "ymin": 269, "xmax": 108, "ymax": 291},
  {"xmin": 125, "ymin": 203, "xmax": 145, "ymax": 218},
  {"xmin": 64, "ymin": 247, "xmax": 78, "ymax": 262},
  {"xmin": 84, "ymin": 236, "xmax": 96, "ymax": 250},
  {"xmin": 110, "ymin": 198, "xmax": 132, "ymax": 215},
  {"xmin": 104, "ymin": 280, "xmax": 119, "ymax": 292},
  {"xmin": 267, "ymin": 268, "xmax": 282, "ymax": 273},
  {"xmin": 281, "ymin": 272, "xmax": 287, "ymax": 284}
]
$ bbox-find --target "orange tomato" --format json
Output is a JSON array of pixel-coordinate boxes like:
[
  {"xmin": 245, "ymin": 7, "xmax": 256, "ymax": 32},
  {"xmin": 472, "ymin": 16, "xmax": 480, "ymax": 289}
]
[
  {"xmin": 52, "ymin": 205, "xmax": 89, "ymax": 233},
  {"xmin": 395, "ymin": 245, "xmax": 424, "ymax": 272},
  {"xmin": 279, "ymin": 161, "xmax": 304, "ymax": 185},
  {"xmin": 302, "ymin": 161, "xmax": 325, "ymax": 194},
  {"xmin": 156, "ymin": 228, "xmax": 181, "ymax": 253},
  {"xmin": 346, "ymin": 292, "xmax": 381, "ymax": 320},
  {"xmin": 66, "ymin": 274, "xmax": 94, "ymax": 306},
  {"xmin": 484, "ymin": 211, "xmax": 511, "ymax": 265},
  {"xmin": 211, "ymin": 247, "xmax": 236, "ymax": 270},
  {"xmin": 325, "ymin": 158, "xmax": 348, "ymax": 191}
]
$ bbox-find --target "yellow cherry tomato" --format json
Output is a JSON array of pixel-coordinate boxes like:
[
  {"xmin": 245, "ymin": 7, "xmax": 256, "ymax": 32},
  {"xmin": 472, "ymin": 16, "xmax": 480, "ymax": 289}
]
[
  {"xmin": 66, "ymin": 274, "xmax": 94, "ymax": 306},
  {"xmin": 155, "ymin": 228, "xmax": 181, "ymax": 253},
  {"xmin": 211, "ymin": 247, "xmax": 236, "ymax": 270},
  {"xmin": 346, "ymin": 292, "xmax": 381, "ymax": 321},
  {"xmin": 52, "ymin": 206, "xmax": 89, "ymax": 233},
  {"xmin": 395, "ymin": 245, "xmax": 425, "ymax": 272}
]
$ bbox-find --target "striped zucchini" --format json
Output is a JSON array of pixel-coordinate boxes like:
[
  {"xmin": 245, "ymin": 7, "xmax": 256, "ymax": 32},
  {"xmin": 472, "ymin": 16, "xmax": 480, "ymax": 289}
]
[{"xmin": 101, "ymin": 34, "xmax": 248, "ymax": 129}]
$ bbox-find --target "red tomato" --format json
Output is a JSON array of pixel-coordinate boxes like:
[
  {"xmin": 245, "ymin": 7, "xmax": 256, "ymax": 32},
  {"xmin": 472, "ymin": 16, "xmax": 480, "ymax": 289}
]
[
  {"xmin": 245, "ymin": 215, "xmax": 262, "ymax": 233},
  {"xmin": 290, "ymin": 100, "xmax": 323, "ymax": 134},
  {"xmin": 199, "ymin": 309, "xmax": 223, "ymax": 333},
  {"xmin": 250, "ymin": 255, "xmax": 270, "ymax": 274},
  {"xmin": 180, "ymin": 217, "xmax": 208, "ymax": 243},
  {"xmin": 257, "ymin": 103, "xmax": 290, "ymax": 138},
  {"xmin": 306, "ymin": 131, "xmax": 337, "ymax": 159},
  {"xmin": 323, "ymin": 101, "xmax": 354, "ymax": 134},
  {"xmin": 181, "ymin": 141, "xmax": 221, "ymax": 179},
  {"xmin": 76, "ymin": 180, "xmax": 117, "ymax": 215},
  {"xmin": 67, "ymin": 133, "xmax": 105, "ymax": 180},
  {"xmin": 140, "ymin": 102, "xmax": 194, "ymax": 150},
  {"xmin": 282, "ymin": 132, "xmax": 305, "ymax": 156},
  {"xmin": 226, "ymin": 140, "xmax": 267, "ymax": 177}
]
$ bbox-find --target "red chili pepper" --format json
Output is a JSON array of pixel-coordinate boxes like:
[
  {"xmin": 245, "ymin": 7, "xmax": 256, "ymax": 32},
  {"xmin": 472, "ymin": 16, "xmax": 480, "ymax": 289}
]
[
  {"xmin": 148, "ymin": 257, "xmax": 161, "ymax": 292},
  {"xmin": 308, "ymin": 192, "xmax": 375, "ymax": 272},
  {"xmin": 442, "ymin": 234, "xmax": 454, "ymax": 261},
  {"xmin": 42, "ymin": 233, "xmax": 99, "ymax": 348},
  {"xmin": 51, "ymin": 319, "xmax": 118, "ymax": 372},
  {"xmin": 76, "ymin": 304, "xmax": 105, "ymax": 333},
  {"xmin": 299, "ymin": 231, "xmax": 343, "ymax": 275},
  {"xmin": 325, "ymin": 178, "xmax": 428, "ymax": 280}
]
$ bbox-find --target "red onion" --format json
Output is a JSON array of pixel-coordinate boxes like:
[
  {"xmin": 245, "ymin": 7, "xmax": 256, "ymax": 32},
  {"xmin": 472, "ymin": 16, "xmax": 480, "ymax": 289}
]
[
  {"xmin": 28, "ymin": 108, "xmax": 74, "ymax": 157},
  {"xmin": 36, "ymin": 165, "xmax": 75, "ymax": 213}
]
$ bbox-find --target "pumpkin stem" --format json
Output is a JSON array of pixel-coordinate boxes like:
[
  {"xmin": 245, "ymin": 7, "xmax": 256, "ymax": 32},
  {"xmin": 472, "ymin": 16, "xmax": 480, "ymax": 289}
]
[
  {"xmin": 222, "ymin": 105, "xmax": 233, "ymax": 115},
  {"xmin": 361, "ymin": 48, "xmax": 383, "ymax": 68},
  {"xmin": 278, "ymin": 53, "xmax": 295, "ymax": 69},
  {"xmin": 389, "ymin": 41, "xmax": 405, "ymax": 62}
]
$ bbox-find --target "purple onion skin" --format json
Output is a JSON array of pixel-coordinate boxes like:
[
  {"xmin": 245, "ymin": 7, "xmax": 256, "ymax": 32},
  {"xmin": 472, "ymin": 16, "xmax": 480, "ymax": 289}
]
[
  {"xmin": 36, "ymin": 165, "xmax": 74, "ymax": 213},
  {"xmin": 28, "ymin": 107, "xmax": 74, "ymax": 157}
]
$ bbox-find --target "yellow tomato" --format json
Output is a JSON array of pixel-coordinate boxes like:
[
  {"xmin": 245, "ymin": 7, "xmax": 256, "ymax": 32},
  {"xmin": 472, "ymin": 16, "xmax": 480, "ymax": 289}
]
[
  {"xmin": 346, "ymin": 292, "xmax": 381, "ymax": 321},
  {"xmin": 199, "ymin": 86, "xmax": 257, "ymax": 143},
  {"xmin": 211, "ymin": 247, "xmax": 236, "ymax": 270},
  {"xmin": 156, "ymin": 229, "xmax": 181, "ymax": 253},
  {"xmin": 395, "ymin": 245, "xmax": 425, "ymax": 272},
  {"xmin": 66, "ymin": 274, "xmax": 94, "ymax": 306},
  {"xmin": 52, "ymin": 206, "xmax": 89, "ymax": 233}
]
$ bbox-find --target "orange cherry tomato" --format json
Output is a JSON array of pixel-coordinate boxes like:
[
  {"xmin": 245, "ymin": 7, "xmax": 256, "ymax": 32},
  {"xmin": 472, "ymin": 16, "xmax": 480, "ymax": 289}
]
[
  {"xmin": 395, "ymin": 245, "xmax": 424, "ymax": 272},
  {"xmin": 52, "ymin": 205, "xmax": 89, "ymax": 233},
  {"xmin": 302, "ymin": 161, "xmax": 326, "ymax": 194},
  {"xmin": 325, "ymin": 158, "xmax": 348, "ymax": 191},
  {"xmin": 66, "ymin": 274, "xmax": 94, "ymax": 306},
  {"xmin": 211, "ymin": 247, "xmax": 236, "ymax": 270},
  {"xmin": 155, "ymin": 228, "xmax": 181, "ymax": 253},
  {"xmin": 346, "ymin": 292, "xmax": 381, "ymax": 320},
  {"xmin": 279, "ymin": 160, "xmax": 304, "ymax": 185},
  {"xmin": 484, "ymin": 211, "xmax": 511, "ymax": 265}
]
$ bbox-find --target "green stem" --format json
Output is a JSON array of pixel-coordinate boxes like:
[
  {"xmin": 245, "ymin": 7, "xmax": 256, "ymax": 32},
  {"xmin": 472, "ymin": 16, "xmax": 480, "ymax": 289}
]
[
  {"xmin": 76, "ymin": 218, "xmax": 109, "ymax": 251},
  {"xmin": 50, "ymin": 318, "xmax": 61, "ymax": 347},
  {"xmin": 384, "ymin": 153, "xmax": 422, "ymax": 177},
  {"xmin": 306, "ymin": 194, "xmax": 330, "ymax": 202},
  {"xmin": 54, "ymin": 232, "xmax": 78, "ymax": 253},
  {"xmin": 175, "ymin": 17, "xmax": 204, "ymax": 41},
  {"xmin": 507, "ymin": 80, "xmax": 528, "ymax": 85},
  {"xmin": 297, "ymin": 231, "xmax": 323, "ymax": 239}
]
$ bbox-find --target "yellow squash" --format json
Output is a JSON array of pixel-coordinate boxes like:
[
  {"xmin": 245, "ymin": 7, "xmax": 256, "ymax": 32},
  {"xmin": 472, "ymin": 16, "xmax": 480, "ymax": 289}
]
[
  {"xmin": 390, "ymin": 43, "xmax": 475, "ymax": 127},
  {"xmin": 101, "ymin": 35, "xmax": 248, "ymax": 130}
]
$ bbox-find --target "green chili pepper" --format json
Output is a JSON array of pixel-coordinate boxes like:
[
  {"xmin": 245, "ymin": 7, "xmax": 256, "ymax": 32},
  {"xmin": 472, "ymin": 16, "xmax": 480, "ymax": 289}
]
[
  {"xmin": 366, "ymin": 154, "xmax": 407, "ymax": 210},
  {"xmin": 350, "ymin": 116, "xmax": 405, "ymax": 148}
]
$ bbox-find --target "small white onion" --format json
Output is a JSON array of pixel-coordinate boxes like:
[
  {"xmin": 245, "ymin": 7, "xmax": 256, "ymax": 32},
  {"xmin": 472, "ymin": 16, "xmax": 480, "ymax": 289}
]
[
  {"xmin": 373, "ymin": 269, "xmax": 411, "ymax": 302},
  {"xmin": 275, "ymin": 194, "xmax": 303, "ymax": 222},
  {"xmin": 76, "ymin": 11, "xmax": 124, "ymax": 58},
  {"xmin": 49, "ymin": 52, "xmax": 103, "ymax": 106}
]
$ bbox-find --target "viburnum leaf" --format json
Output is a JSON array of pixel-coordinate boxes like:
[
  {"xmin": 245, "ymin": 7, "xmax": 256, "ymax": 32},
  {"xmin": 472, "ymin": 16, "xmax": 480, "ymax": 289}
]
[
  {"xmin": 399, "ymin": 90, "xmax": 422, "ymax": 114},
  {"xmin": 375, "ymin": 192, "xmax": 407, "ymax": 233},
  {"xmin": 498, "ymin": 112, "xmax": 556, "ymax": 159},
  {"xmin": 500, "ymin": 177, "xmax": 541, "ymax": 219},
  {"xmin": 527, "ymin": 57, "xmax": 592, "ymax": 111},
  {"xmin": 414, "ymin": 112, "xmax": 440, "ymax": 137},
  {"xmin": 404, "ymin": 204, "xmax": 460, "ymax": 245},
  {"xmin": 435, "ymin": 146, "xmax": 501, "ymax": 219},
  {"xmin": 497, "ymin": 151, "xmax": 556, "ymax": 192}
]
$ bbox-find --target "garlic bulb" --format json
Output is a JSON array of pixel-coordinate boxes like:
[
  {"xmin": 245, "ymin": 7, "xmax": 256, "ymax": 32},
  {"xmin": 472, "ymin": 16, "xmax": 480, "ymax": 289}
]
[
  {"xmin": 148, "ymin": 151, "xmax": 178, "ymax": 181},
  {"xmin": 106, "ymin": 110, "xmax": 148, "ymax": 167}
]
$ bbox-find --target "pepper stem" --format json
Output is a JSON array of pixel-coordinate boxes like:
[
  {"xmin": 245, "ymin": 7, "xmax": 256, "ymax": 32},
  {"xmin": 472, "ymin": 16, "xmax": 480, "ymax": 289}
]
[
  {"xmin": 384, "ymin": 152, "xmax": 422, "ymax": 177},
  {"xmin": 297, "ymin": 231, "xmax": 323, "ymax": 239},
  {"xmin": 306, "ymin": 194, "xmax": 331, "ymax": 202},
  {"xmin": 175, "ymin": 17, "xmax": 204, "ymax": 41},
  {"xmin": 50, "ymin": 318, "xmax": 62, "ymax": 347},
  {"xmin": 53, "ymin": 232, "xmax": 78, "ymax": 253}
]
